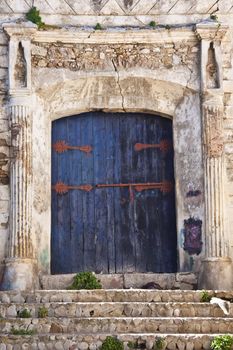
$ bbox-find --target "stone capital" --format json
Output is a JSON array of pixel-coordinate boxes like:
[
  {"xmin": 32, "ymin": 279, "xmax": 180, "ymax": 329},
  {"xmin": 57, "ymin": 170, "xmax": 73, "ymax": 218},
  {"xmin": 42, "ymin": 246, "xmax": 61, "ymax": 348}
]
[
  {"xmin": 4, "ymin": 24, "xmax": 35, "ymax": 94},
  {"xmin": 202, "ymin": 90, "xmax": 224, "ymax": 109},
  {"xmin": 2, "ymin": 21, "xmax": 37, "ymax": 40},
  {"xmin": 195, "ymin": 22, "xmax": 228, "ymax": 42}
]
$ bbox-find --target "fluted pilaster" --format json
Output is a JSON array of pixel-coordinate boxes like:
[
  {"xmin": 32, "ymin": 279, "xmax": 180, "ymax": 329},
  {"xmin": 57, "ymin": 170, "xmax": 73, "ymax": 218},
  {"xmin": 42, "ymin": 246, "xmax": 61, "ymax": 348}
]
[
  {"xmin": 202, "ymin": 101, "xmax": 227, "ymax": 258},
  {"xmin": 199, "ymin": 93, "xmax": 232, "ymax": 290},
  {"xmin": 196, "ymin": 22, "xmax": 232, "ymax": 289},
  {"xmin": 1, "ymin": 22, "xmax": 38, "ymax": 291},
  {"xmin": 1, "ymin": 99, "xmax": 38, "ymax": 291},
  {"xmin": 8, "ymin": 104, "xmax": 33, "ymax": 260}
]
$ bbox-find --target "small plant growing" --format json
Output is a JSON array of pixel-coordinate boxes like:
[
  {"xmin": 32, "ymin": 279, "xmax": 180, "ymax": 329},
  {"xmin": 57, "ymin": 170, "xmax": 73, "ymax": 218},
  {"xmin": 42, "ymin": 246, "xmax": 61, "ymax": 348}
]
[
  {"xmin": 17, "ymin": 309, "xmax": 31, "ymax": 318},
  {"xmin": 95, "ymin": 23, "xmax": 103, "ymax": 30},
  {"xmin": 11, "ymin": 327, "xmax": 35, "ymax": 335},
  {"xmin": 26, "ymin": 7, "xmax": 45, "ymax": 29},
  {"xmin": 67, "ymin": 271, "xmax": 102, "ymax": 290},
  {"xmin": 100, "ymin": 336, "xmax": 124, "ymax": 350},
  {"xmin": 153, "ymin": 337, "xmax": 165, "ymax": 350},
  {"xmin": 127, "ymin": 341, "xmax": 137, "ymax": 349},
  {"xmin": 127, "ymin": 339, "xmax": 146, "ymax": 349},
  {"xmin": 149, "ymin": 21, "xmax": 157, "ymax": 28},
  {"xmin": 38, "ymin": 306, "xmax": 48, "ymax": 318},
  {"xmin": 200, "ymin": 290, "xmax": 212, "ymax": 302},
  {"xmin": 210, "ymin": 14, "xmax": 218, "ymax": 21},
  {"xmin": 211, "ymin": 335, "xmax": 233, "ymax": 350}
]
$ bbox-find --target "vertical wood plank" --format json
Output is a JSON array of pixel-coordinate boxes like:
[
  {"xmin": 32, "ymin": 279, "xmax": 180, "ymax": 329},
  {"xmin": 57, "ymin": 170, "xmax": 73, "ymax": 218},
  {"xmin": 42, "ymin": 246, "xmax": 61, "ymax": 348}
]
[
  {"xmin": 51, "ymin": 117, "xmax": 70, "ymax": 273},
  {"xmin": 93, "ymin": 113, "xmax": 108, "ymax": 273},
  {"xmin": 113, "ymin": 116, "xmax": 123, "ymax": 273},
  {"xmin": 81, "ymin": 113, "xmax": 95, "ymax": 272},
  {"xmin": 119, "ymin": 115, "xmax": 135, "ymax": 272},
  {"xmin": 105, "ymin": 114, "xmax": 116, "ymax": 273},
  {"xmin": 134, "ymin": 114, "xmax": 148, "ymax": 272},
  {"xmin": 68, "ymin": 115, "xmax": 84, "ymax": 272}
]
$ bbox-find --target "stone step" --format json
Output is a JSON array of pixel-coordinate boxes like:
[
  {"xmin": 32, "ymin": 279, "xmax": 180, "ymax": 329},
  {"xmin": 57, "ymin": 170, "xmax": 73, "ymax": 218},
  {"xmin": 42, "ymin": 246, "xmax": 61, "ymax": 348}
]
[
  {"xmin": 41, "ymin": 272, "xmax": 197, "ymax": 290},
  {"xmin": 1, "ymin": 289, "xmax": 232, "ymax": 303},
  {"xmin": 0, "ymin": 317, "xmax": 233, "ymax": 334},
  {"xmin": 0, "ymin": 302, "xmax": 232, "ymax": 318},
  {"xmin": 0, "ymin": 333, "xmax": 230, "ymax": 350}
]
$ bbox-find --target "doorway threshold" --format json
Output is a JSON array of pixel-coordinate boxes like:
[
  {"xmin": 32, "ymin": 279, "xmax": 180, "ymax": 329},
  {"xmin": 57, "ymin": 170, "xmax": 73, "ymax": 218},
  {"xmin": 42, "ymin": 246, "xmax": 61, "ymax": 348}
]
[{"xmin": 40, "ymin": 272, "xmax": 197, "ymax": 290}]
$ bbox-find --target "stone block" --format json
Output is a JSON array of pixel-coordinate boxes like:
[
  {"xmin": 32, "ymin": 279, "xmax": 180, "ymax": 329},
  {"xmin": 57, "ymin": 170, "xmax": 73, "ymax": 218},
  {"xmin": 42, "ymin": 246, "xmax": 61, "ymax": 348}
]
[
  {"xmin": 175, "ymin": 272, "xmax": 197, "ymax": 285},
  {"xmin": 186, "ymin": 342, "xmax": 194, "ymax": 350},
  {"xmin": 0, "ymin": 55, "xmax": 7, "ymax": 69},
  {"xmin": 0, "ymin": 33, "xmax": 7, "ymax": 45},
  {"xmin": 123, "ymin": 273, "xmax": 176, "ymax": 289},
  {"xmin": 0, "ymin": 186, "xmax": 9, "ymax": 201},
  {"xmin": 98, "ymin": 274, "xmax": 123, "ymax": 289},
  {"xmin": 31, "ymin": 44, "xmax": 48, "ymax": 57},
  {"xmin": 40, "ymin": 274, "xmax": 75, "ymax": 289},
  {"xmin": 41, "ymin": 273, "xmax": 124, "ymax": 289},
  {"xmin": 0, "ymin": 69, "xmax": 7, "ymax": 80}
]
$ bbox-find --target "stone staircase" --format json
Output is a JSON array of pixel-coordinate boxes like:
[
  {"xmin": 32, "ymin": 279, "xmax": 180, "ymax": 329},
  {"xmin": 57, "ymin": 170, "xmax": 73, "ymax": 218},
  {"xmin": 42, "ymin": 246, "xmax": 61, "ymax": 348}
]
[{"xmin": 0, "ymin": 290, "xmax": 232, "ymax": 350}]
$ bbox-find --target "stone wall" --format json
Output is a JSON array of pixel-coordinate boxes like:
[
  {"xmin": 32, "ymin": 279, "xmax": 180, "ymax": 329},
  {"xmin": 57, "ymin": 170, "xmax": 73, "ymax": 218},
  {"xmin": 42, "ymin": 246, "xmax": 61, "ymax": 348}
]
[
  {"xmin": 0, "ymin": 1, "xmax": 232, "ymax": 289},
  {"xmin": 31, "ymin": 41, "xmax": 199, "ymax": 72},
  {"xmin": 0, "ymin": 29, "xmax": 9, "ymax": 285}
]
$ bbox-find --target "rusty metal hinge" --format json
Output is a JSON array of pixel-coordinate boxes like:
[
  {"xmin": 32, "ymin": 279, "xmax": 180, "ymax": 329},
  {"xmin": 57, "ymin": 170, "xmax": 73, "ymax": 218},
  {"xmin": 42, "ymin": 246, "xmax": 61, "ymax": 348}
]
[
  {"xmin": 52, "ymin": 182, "xmax": 93, "ymax": 194},
  {"xmin": 134, "ymin": 139, "xmax": 171, "ymax": 154},
  {"xmin": 53, "ymin": 140, "xmax": 92, "ymax": 154}
]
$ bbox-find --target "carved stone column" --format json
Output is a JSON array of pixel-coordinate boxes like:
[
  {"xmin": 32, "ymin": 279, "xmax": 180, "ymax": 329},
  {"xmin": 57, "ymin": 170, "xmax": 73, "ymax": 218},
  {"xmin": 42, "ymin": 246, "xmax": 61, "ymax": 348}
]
[
  {"xmin": 1, "ymin": 23, "xmax": 38, "ymax": 290},
  {"xmin": 196, "ymin": 23, "xmax": 232, "ymax": 289}
]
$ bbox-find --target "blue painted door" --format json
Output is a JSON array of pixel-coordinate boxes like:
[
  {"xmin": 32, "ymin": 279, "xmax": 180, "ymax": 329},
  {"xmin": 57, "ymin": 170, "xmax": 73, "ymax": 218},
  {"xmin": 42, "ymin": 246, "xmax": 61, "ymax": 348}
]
[{"xmin": 51, "ymin": 112, "xmax": 177, "ymax": 274}]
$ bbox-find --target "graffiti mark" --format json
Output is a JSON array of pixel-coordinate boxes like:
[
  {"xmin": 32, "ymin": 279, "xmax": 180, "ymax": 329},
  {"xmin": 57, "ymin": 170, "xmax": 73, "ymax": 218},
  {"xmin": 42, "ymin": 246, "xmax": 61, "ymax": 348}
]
[
  {"xmin": 183, "ymin": 217, "xmax": 202, "ymax": 255},
  {"xmin": 186, "ymin": 190, "xmax": 201, "ymax": 198}
]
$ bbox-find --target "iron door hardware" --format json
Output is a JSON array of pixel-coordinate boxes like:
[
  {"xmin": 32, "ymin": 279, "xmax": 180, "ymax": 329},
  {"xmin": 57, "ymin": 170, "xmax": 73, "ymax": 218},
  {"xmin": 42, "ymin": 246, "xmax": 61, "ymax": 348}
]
[{"xmin": 53, "ymin": 140, "xmax": 92, "ymax": 154}]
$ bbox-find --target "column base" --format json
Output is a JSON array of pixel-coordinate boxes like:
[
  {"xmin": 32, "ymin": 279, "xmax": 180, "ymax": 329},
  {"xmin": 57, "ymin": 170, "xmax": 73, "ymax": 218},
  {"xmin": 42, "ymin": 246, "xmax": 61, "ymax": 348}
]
[
  {"xmin": 198, "ymin": 257, "xmax": 233, "ymax": 290},
  {"xmin": 0, "ymin": 258, "xmax": 39, "ymax": 291}
]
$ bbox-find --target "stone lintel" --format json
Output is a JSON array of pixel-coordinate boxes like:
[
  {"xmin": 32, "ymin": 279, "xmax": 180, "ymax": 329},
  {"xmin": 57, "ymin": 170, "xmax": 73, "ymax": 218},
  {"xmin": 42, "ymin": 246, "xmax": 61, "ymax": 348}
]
[
  {"xmin": 33, "ymin": 27, "xmax": 197, "ymax": 45},
  {"xmin": 195, "ymin": 22, "xmax": 229, "ymax": 42},
  {"xmin": 2, "ymin": 22, "xmax": 37, "ymax": 40}
]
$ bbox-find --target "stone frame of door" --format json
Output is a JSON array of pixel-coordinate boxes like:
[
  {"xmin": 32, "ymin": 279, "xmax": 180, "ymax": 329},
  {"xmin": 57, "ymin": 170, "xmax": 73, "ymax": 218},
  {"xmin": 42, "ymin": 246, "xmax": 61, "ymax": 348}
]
[{"xmin": 1, "ymin": 21, "xmax": 232, "ymax": 291}]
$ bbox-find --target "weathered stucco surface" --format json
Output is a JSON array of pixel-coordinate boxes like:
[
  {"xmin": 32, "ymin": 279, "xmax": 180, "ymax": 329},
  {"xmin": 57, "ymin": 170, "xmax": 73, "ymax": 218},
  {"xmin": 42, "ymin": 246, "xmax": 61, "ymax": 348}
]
[
  {"xmin": 0, "ymin": 29, "xmax": 9, "ymax": 285},
  {"xmin": 0, "ymin": 0, "xmax": 232, "ymax": 27},
  {"xmin": 0, "ymin": 0, "xmax": 232, "ymax": 289}
]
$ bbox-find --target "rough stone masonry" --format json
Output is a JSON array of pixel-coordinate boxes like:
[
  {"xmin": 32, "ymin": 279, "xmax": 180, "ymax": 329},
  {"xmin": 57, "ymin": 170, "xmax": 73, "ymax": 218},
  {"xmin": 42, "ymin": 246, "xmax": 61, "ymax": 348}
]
[{"xmin": 0, "ymin": 0, "xmax": 232, "ymax": 290}]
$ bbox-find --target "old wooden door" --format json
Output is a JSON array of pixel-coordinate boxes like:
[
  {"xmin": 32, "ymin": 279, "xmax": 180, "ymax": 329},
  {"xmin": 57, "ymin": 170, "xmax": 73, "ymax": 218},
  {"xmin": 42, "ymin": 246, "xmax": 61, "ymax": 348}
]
[{"xmin": 51, "ymin": 112, "xmax": 177, "ymax": 274}]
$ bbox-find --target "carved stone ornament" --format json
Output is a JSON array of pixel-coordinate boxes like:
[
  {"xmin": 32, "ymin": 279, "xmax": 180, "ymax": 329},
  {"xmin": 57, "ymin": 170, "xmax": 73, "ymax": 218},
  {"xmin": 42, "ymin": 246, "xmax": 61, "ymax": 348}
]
[
  {"xmin": 203, "ymin": 105, "xmax": 224, "ymax": 158},
  {"xmin": 195, "ymin": 22, "xmax": 228, "ymax": 42},
  {"xmin": 3, "ymin": 22, "xmax": 36, "ymax": 94},
  {"xmin": 207, "ymin": 130, "xmax": 224, "ymax": 158}
]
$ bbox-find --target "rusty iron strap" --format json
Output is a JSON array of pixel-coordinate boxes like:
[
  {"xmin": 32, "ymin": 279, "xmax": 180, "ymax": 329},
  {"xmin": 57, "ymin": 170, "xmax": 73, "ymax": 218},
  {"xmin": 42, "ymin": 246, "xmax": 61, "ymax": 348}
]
[
  {"xmin": 96, "ymin": 182, "xmax": 172, "ymax": 193},
  {"xmin": 53, "ymin": 140, "xmax": 92, "ymax": 154},
  {"xmin": 134, "ymin": 139, "xmax": 171, "ymax": 153},
  {"xmin": 52, "ymin": 181, "xmax": 173, "ymax": 201},
  {"xmin": 52, "ymin": 182, "xmax": 93, "ymax": 194}
]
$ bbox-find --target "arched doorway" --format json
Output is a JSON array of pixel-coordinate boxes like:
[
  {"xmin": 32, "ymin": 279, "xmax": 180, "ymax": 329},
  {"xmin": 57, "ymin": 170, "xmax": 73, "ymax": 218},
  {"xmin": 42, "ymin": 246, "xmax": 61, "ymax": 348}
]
[{"xmin": 51, "ymin": 112, "xmax": 177, "ymax": 274}]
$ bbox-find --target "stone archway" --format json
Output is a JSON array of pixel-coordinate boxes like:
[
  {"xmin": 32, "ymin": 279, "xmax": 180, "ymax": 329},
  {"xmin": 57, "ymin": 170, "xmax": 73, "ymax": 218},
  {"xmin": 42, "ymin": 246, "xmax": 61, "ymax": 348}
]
[{"xmin": 2, "ymin": 72, "xmax": 204, "ymax": 290}]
